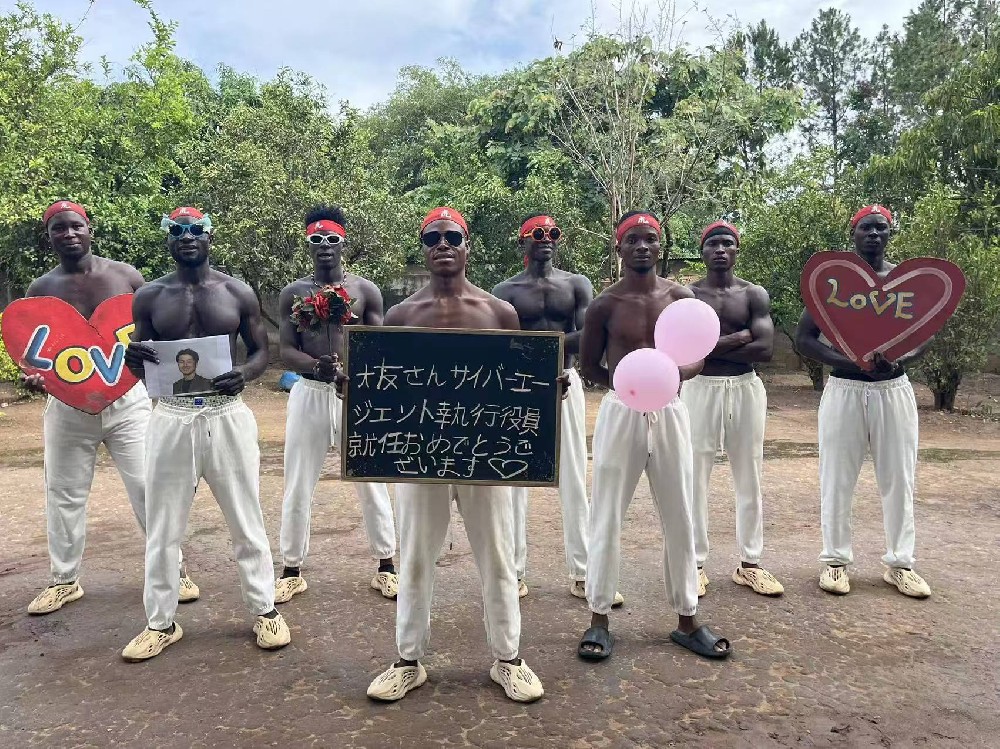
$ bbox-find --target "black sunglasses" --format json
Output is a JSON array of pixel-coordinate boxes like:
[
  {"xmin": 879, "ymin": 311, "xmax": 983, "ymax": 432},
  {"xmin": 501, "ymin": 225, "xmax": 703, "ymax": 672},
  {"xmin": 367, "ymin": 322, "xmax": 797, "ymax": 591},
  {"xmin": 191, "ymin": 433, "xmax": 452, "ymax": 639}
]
[
  {"xmin": 168, "ymin": 223, "xmax": 207, "ymax": 237},
  {"xmin": 421, "ymin": 230, "xmax": 465, "ymax": 248}
]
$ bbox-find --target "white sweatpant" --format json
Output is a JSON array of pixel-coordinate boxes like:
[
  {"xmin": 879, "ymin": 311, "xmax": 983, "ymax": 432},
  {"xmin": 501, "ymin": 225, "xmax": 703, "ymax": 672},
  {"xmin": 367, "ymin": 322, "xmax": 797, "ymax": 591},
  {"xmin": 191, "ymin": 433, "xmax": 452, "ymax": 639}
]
[
  {"xmin": 395, "ymin": 483, "xmax": 519, "ymax": 662},
  {"xmin": 819, "ymin": 375, "xmax": 919, "ymax": 569},
  {"xmin": 279, "ymin": 378, "xmax": 396, "ymax": 568},
  {"xmin": 586, "ymin": 391, "xmax": 699, "ymax": 617},
  {"xmin": 143, "ymin": 399, "xmax": 275, "ymax": 629},
  {"xmin": 513, "ymin": 368, "xmax": 589, "ymax": 582},
  {"xmin": 42, "ymin": 384, "xmax": 151, "ymax": 584},
  {"xmin": 681, "ymin": 372, "xmax": 767, "ymax": 566}
]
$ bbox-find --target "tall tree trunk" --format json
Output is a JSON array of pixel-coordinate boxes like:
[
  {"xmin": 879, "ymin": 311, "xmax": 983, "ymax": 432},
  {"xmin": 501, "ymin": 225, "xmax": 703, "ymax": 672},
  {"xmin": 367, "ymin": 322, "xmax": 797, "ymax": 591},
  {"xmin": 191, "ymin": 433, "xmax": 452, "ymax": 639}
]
[
  {"xmin": 803, "ymin": 356, "xmax": 825, "ymax": 391},
  {"xmin": 932, "ymin": 370, "xmax": 962, "ymax": 411}
]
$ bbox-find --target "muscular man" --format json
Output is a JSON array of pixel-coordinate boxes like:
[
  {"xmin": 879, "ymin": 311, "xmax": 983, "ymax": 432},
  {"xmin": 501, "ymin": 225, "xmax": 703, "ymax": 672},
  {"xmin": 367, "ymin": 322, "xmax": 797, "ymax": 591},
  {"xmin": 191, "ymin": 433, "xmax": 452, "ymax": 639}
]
[
  {"xmin": 274, "ymin": 205, "xmax": 398, "ymax": 604},
  {"xmin": 682, "ymin": 222, "xmax": 783, "ymax": 597},
  {"xmin": 577, "ymin": 211, "xmax": 731, "ymax": 662},
  {"xmin": 795, "ymin": 204, "xmax": 933, "ymax": 599},
  {"xmin": 22, "ymin": 200, "xmax": 198, "ymax": 615},
  {"xmin": 492, "ymin": 214, "xmax": 622, "ymax": 607},
  {"xmin": 366, "ymin": 207, "xmax": 544, "ymax": 703},
  {"xmin": 121, "ymin": 206, "xmax": 290, "ymax": 661}
]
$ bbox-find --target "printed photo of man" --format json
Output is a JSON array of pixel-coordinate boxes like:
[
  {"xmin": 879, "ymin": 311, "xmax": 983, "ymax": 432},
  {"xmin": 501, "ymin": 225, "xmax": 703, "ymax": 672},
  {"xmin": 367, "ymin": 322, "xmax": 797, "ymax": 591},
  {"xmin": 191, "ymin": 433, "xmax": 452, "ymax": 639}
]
[{"xmin": 172, "ymin": 349, "xmax": 214, "ymax": 395}]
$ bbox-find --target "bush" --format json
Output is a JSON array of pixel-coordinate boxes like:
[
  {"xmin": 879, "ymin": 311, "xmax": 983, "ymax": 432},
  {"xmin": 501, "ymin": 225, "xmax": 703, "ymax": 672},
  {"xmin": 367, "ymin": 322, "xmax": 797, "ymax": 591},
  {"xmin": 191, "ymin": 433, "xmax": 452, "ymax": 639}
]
[{"xmin": 0, "ymin": 313, "xmax": 22, "ymax": 385}]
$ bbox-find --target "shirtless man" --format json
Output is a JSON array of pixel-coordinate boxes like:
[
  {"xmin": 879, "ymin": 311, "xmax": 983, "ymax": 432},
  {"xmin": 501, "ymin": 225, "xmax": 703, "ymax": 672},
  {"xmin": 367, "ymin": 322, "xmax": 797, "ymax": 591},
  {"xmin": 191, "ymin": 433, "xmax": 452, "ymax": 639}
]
[
  {"xmin": 577, "ymin": 211, "xmax": 731, "ymax": 662},
  {"xmin": 21, "ymin": 200, "xmax": 198, "ymax": 615},
  {"xmin": 274, "ymin": 205, "xmax": 398, "ymax": 604},
  {"xmin": 682, "ymin": 221, "xmax": 783, "ymax": 597},
  {"xmin": 366, "ymin": 207, "xmax": 544, "ymax": 703},
  {"xmin": 795, "ymin": 204, "xmax": 933, "ymax": 599},
  {"xmin": 120, "ymin": 207, "xmax": 290, "ymax": 661},
  {"xmin": 493, "ymin": 214, "xmax": 621, "ymax": 607}
]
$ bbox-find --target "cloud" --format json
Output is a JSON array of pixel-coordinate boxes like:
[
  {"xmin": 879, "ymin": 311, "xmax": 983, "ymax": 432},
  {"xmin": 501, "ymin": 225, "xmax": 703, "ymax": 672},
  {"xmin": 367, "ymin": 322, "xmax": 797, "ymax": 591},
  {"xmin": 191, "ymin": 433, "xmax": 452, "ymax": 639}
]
[{"xmin": 29, "ymin": 0, "xmax": 922, "ymax": 108}]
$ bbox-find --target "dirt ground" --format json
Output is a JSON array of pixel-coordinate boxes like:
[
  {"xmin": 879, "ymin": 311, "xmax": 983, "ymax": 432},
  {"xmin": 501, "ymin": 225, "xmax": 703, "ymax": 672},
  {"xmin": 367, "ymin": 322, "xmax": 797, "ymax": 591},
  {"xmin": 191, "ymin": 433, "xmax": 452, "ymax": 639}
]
[{"xmin": 1, "ymin": 371, "xmax": 999, "ymax": 748}]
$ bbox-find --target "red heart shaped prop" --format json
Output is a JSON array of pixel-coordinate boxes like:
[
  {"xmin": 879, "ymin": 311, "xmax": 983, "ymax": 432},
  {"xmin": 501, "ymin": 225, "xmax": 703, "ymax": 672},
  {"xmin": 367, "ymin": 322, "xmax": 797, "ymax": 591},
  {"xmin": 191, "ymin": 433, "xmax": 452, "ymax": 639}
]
[
  {"xmin": 1, "ymin": 294, "xmax": 138, "ymax": 414},
  {"xmin": 800, "ymin": 253, "xmax": 966, "ymax": 369}
]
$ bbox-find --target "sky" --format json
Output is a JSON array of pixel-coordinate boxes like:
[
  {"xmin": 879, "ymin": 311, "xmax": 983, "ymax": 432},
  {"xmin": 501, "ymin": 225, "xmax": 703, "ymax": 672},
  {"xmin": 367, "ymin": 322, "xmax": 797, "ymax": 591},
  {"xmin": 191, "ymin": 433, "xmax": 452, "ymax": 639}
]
[{"xmin": 21, "ymin": 0, "xmax": 923, "ymax": 109}]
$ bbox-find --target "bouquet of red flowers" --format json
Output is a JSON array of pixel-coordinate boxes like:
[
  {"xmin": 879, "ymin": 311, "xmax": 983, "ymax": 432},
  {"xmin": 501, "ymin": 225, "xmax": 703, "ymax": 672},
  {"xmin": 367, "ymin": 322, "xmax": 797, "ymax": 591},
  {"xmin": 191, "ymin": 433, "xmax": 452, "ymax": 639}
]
[{"xmin": 290, "ymin": 284, "xmax": 357, "ymax": 333}]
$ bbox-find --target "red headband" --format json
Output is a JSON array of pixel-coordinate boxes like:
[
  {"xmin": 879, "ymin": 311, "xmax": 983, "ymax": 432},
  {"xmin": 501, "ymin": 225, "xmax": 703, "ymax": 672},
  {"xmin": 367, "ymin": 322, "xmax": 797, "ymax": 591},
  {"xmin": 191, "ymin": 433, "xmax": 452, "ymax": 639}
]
[
  {"xmin": 520, "ymin": 215, "xmax": 555, "ymax": 237},
  {"xmin": 615, "ymin": 213, "xmax": 661, "ymax": 244},
  {"xmin": 700, "ymin": 221, "xmax": 741, "ymax": 248},
  {"xmin": 850, "ymin": 204, "xmax": 892, "ymax": 229},
  {"xmin": 306, "ymin": 220, "xmax": 346, "ymax": 238},
  {"xmin": 43, "ymin": 201, "xmax": 89, "ymax": 225},
  {"xmin": 422, "ymin": 206, "xmax": 468, "ymax": 235},
  {"xmin": 169, "ymin": 206, "xmax": 204, "ymax": 221}
]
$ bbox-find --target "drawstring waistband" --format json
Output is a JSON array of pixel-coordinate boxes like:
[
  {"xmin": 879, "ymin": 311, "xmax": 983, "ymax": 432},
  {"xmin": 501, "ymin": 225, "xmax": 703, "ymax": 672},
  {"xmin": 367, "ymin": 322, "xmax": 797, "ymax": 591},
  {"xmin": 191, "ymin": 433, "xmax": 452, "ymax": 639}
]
[
  {"xmin": 155, "ymin": 397, "xmax": 244, "ymax": 488},
  {"xmin": 645, "ymin": 411, "xmax": 658, "ymax": 454}
]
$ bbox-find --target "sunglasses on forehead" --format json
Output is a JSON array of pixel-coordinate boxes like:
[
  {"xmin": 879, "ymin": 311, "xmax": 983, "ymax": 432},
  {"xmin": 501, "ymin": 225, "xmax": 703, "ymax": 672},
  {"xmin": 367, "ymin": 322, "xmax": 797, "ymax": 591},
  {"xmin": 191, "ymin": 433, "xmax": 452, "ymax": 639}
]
[
  {"xmin": 307, "ymin": 233, "xmax": 344, "ymax": 246},
  {"xmin": 167, "ymin": 223, "xmax": 208, "ymax": 237},
  {"xmin": 522, "ymin": 226, "xmax": 561, "ymax": 242},
  {"xmin": 421, "ymin": 230, "xmax": 465, "ymax": 248}
]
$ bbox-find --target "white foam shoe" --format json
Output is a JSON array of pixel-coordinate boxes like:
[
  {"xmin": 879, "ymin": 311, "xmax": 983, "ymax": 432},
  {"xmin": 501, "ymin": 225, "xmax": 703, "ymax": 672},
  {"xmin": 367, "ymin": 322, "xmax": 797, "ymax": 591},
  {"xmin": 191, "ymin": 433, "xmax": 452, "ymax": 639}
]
[
  {"xmin": 367, "ymin": 662, "xmax": 428, "ymax": 701},
  {"xmin": 490, "ymin": 659, "xmax": 544, "ymax": 703}
]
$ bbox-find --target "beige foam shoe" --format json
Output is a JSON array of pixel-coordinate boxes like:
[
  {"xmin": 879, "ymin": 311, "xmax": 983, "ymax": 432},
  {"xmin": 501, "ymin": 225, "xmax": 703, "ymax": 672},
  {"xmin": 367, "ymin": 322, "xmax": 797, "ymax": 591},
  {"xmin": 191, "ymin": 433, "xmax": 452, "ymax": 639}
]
[
  {"xmin": 490, "ymin": 659, "xmax": 544, "ymax": 703},
  {"xmin": 733, "ymin": 566, "xmax": 784, "ymax": 596},
  {"xmin": 884, "ymin": 568, "xmax": 931, "ymax": 598},
  {"xmin": 697, "ymin": 568, "xmax": 709, "ymax": 597},
  {"xmin": 274, "ymin": 576, "xmax": 307, "ymax": 604},
  {"xmin": 371, "ymin": 571, "xmax": 399, "ymax": 599},
  {"xmin": 819, "ymin": 565, "xmax": 850, "ymax": 595},
  {"xmin": 122, "ymin": 624, "xmax": 183, "ymax": 662},
  {"xmin": 569, "ymin": 580, "xmax": 624, "ymax": 607},
  {"xmin": 178, "ymin": 575, "xmax": 200, "ymax": 603},
  {"xmin": 27, "ymin": 582, "xmax": 84, "ymax": 615},
  {"xmin": 518, "ymin": 579, "xmax": 529, "ymax": 599},
  {"xmin": 368, "ymin": 662, "xmax": 428, "ymax": 701},
  {"xmin": 254, "ymin": 613, "xmax": 291, "ymax": 650}
]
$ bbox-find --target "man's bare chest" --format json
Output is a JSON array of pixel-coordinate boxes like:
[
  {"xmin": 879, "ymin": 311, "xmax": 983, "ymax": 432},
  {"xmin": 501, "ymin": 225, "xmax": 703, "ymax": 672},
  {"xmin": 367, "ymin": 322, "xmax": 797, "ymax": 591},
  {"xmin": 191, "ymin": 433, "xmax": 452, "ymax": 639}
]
[
  {"xmin": 694, "ymin": 288, "xmax": 750, "ymax": 333},
  {"xmin": 511, "ymin": 281, "xmax": 575, "ymax": 324},
  {"xmin": 48, "ymin": 274, "xmax": 134, "ymax": 317},
  {"xmin": 151, "ymin": 286, "xmax": 242, "ymax": 338}
]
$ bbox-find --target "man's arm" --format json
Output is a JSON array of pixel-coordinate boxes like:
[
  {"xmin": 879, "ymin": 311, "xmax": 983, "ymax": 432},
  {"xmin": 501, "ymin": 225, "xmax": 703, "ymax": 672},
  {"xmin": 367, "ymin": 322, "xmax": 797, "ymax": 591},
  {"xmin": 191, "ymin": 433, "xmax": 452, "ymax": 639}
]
[
  {"xmin": 213, "ymin": 281, "xmax": 269, "ymax": 395},
  {"xmin": 383, "ymin": 303, "xmax": 405, "ymax": 326},
  {"xmin": 580, "ymin": 298, "xmax": 611, "ymax": 389},
  {"xmin": 713, "ymin": 286, "xmax": 774, "ymax": 364},
  {"xmin": 794, "ymin": 307, "xmax": 857, "ymax": 369},
  {"xmin": 361, "ymin": 280, "xmax": 385, "ymax": 326},
  {"xmin": 277, "ymin": 285, "xmax": 317, "ymax": 375},
  {"xmin": 123, "ymin": 264, "xmax": 145, "ymax": 292},
  {"xmin": 124, "ymin": 286, "xmax": 160, "ymax": 379},
  {"xmin": 565, "ymin": 275, "xmax": 594, "ymax": 355},
  {"xmin": 496, "ymin": 300, "xmax": 521, "ymax": 332}
]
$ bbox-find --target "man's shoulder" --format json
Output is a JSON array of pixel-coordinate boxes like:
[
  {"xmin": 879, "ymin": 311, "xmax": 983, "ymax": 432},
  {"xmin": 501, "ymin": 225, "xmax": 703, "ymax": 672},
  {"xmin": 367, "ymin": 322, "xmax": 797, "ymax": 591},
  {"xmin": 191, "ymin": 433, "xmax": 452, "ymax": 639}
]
[
  {"xmin": 659, "ymin": 277, "xmax": 694, "ymax": 298},
  {"xmin": 280, "ymin": 277, "xmax": 314, "ymax": 295},
  {"xmin": 26, "ymin": 269, "xmax": 62, "ymax": 297}
]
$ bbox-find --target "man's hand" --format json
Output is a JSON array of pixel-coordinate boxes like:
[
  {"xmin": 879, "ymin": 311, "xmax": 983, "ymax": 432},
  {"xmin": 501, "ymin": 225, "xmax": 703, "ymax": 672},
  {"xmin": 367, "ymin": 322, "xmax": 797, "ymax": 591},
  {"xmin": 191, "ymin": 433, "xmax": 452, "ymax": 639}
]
[
  {"xmin": 19, "ymin": 373, "xmax": 46, "ymax": 394},
  {"xmin": 313, "ymin": 354, "xmax": 337, "ymax": 383},
  {"xmin": 125, "ymin": 342, "xmax": 159, "ymax": 376},
  {"xmin": 330, "ymin": 354, "xmax": 350, "ymax": 399},
  {"xmin": 736, "ymin": 329, "xmax": 754, "ymax": 345},
  {"xmin": 212, "ymin": 368, "xmax": 246, "ymax": 396},
  {"xmin": 556, "ymin": 371, "xmax": 571, "ymax": 401},
  {"xmin": 871, "ymin": 351, "xmax": 896, "ymax": 374}
]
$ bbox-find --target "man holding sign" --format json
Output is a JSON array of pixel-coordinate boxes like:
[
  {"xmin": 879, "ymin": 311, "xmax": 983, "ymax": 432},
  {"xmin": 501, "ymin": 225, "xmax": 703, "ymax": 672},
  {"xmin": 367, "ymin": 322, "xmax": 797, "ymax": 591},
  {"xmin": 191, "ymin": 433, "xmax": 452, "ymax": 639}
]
[
  {"xmin": 121, "ymin": 207, "xmax": 290, "ymax": 661},
  {"xmin": 366, "ymin": 207, "xmax": 544, "ymax": 704},
  {"xmin": 577, "ymin": 211, "xmax": 731, "ymax": 661},
  {"xmin": 796, "ymin": 205, "xmax": 933, "ymax": 599},
  {"xmin": 19, "ymin": 201, "xmax": 199, "ymax": 615}
]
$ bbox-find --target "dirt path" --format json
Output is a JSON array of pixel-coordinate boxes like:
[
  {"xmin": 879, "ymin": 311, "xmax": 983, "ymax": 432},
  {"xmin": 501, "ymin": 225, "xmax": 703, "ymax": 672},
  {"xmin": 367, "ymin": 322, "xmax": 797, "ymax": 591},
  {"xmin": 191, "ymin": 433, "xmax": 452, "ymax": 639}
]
[{"xmin": 1, "ymin": 372, "xmax": 998, "ymax": 748}]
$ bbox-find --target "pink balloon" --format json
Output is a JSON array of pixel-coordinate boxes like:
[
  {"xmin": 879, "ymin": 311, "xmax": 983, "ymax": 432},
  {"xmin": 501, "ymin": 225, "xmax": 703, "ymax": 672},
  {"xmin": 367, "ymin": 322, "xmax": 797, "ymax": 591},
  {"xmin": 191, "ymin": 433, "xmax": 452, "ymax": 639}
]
[
  {"xmin": 654, "ymin": 298, "xmax": 721, "ymax": 366},
  {"xmin": 613, "ymin": 348, "xmax": 680, "ymax": 412}
]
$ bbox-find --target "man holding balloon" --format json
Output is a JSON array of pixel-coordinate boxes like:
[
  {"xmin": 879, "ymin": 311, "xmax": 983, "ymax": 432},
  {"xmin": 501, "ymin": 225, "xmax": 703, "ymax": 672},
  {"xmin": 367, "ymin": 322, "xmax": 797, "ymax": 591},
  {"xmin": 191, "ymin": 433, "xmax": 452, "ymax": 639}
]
[
  {"xmin": 682, "ymin": 222, "xmax": 784, "ymax": 598},
  {"xmin": 577, "ymin": 211, "xmax": 731, "ymax": 661}
]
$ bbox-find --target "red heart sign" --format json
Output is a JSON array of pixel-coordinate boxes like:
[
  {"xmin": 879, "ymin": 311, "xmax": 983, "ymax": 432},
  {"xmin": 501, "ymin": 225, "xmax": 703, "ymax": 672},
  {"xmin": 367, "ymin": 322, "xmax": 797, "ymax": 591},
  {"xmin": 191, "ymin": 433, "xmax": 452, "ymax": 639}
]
[
  {"xmin": 1, "ymin": 294, "xmax": 139, "ymax": 414},
  {"xmin": 800, "ymin": 252, "xmax": 966, "ymax": 369}
]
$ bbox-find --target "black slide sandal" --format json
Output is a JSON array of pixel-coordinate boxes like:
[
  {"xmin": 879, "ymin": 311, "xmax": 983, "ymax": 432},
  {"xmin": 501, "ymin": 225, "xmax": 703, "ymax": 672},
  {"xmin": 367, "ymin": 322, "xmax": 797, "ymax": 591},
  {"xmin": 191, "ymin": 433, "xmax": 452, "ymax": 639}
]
[
  {"xmin": 578, "ymin": 626, "xmax": 615, "ymax": 661},
  {"xmin": 670, "ymin": 625, "xmax": 732, "ymax": 659}
]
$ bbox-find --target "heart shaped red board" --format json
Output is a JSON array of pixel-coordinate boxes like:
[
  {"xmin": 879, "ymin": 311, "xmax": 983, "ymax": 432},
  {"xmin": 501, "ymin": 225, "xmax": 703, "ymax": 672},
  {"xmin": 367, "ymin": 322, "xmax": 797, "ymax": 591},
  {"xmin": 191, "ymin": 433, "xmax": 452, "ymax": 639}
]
[
  {"xmin": 1, "ymin": 294, "xmax": 138, "ymax": 414},
  {"xmin": 800, "ymin": 252, "xmax": 966, "ymax": 369}
]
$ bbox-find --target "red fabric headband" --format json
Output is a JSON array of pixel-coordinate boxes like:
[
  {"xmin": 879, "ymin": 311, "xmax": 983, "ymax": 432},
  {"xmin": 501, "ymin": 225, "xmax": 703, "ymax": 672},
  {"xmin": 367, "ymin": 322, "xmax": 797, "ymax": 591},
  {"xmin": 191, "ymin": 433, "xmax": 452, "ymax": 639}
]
[
  {"xmin": 422, "ymin": 206, "xmax": 468, "ymax": 235},
  {"xmin": 43, "ymin": 201, "xmax": 89, "ymax": 225},
  {"xmin": 615, "ymin": 213, "xmax": 661, "ymax": 244},
  {"xmin": 169, "ymin": 206, "xmax": 204, "ymax": 221},
  {"xmin": 850, "ymin": 204, "xmax": 892, "ymax": 229},
  {"xmin": 700, "ymin": 221, "xmax": 741, "ymax": 248},
  {"xmin": 306, "ymin": 220, "xmax": 346, "ymax": 238},
  {"xmin": 520, "ymin": 215, "xmax": 555, "ymax": 236}
]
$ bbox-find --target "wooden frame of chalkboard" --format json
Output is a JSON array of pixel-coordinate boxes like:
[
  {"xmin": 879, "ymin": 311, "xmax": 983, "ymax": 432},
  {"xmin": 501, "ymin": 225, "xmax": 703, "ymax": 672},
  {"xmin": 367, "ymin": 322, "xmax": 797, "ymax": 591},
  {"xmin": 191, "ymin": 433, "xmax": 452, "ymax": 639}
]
[{"xmin": 340, "ymin": 326, "xmax": 564, "ymax": 486}]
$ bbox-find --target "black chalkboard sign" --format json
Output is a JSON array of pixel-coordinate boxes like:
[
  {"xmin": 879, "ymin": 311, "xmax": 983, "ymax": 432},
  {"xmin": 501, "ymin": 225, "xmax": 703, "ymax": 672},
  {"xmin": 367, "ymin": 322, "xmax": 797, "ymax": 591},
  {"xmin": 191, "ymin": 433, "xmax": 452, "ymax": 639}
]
[{"xmin": 341, "ymin": 326, "xmax": 563, "ymax": 486}]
